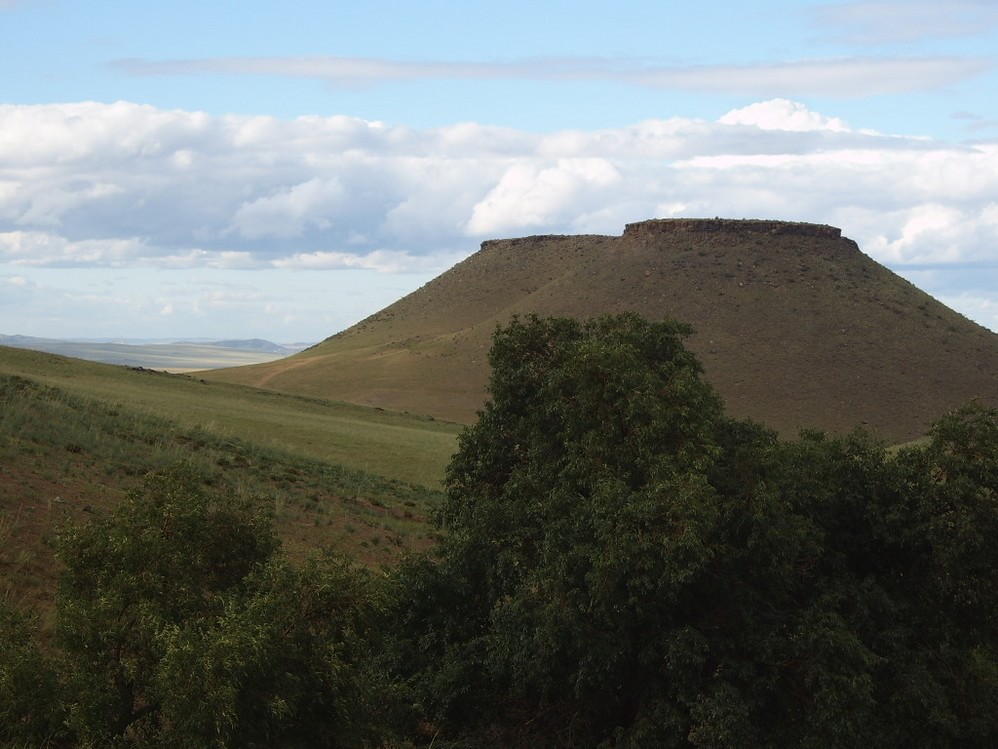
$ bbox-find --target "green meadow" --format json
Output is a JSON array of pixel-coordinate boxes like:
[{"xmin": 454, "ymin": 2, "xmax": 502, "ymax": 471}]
[
  {"xmin": 0, "ymin": 345, "xmax": 460, "ymax": 489},
  {"xmin": 1, "ymin": 344, "xmax": 459, "ymax": 624}
]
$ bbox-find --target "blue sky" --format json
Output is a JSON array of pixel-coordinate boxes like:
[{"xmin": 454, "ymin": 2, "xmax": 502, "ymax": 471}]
[{"xmin": 1, "ymin": 0, "xmax": 997, "ymax": 340}]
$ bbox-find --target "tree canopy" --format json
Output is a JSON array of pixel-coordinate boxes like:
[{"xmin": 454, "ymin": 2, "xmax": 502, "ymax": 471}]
[{"xmin": 390, "ymin": 313, "xmax": 998, "ymax": 747}]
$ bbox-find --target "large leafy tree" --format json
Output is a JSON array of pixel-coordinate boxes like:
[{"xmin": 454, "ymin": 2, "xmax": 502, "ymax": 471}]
[{"xmin": 392, "ymin": 313, "xmax": 998, "ymax": 747}]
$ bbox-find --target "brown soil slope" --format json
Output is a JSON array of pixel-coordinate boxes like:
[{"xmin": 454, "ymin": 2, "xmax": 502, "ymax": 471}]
[{"xmin": 206, "ymin": 219, "xmax": 998, "ymax": 442}]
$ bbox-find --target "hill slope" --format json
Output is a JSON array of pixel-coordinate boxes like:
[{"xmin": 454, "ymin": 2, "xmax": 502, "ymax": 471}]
[{"xmin": 205, "ymin": 219, "xmax": 998, "ymax": 442}]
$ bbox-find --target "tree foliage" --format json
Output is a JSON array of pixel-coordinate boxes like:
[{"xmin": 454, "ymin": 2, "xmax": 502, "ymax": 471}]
[
  {"xmin": 390, "ymin": 313, "xmax": 998, "ymax": 747},
  {"xmin": 153, "ymin": 551, "xmax": 386, "ymax": 748},
  {"xmin": 0, "ymin": 604, "xmax": 65, "ymax": 746},
  {"xmin": 53, "ymin": 465, "xmax": 279, "ymax": 744},
  {"xmin": 2, "ymin": 464, "xmax": 386, "ymax": 748}
]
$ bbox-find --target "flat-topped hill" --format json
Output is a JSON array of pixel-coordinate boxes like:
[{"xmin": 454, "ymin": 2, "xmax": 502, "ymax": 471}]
[{"xmin": 205, "ymin": 219, "xmax": 998, "ymax": 442}]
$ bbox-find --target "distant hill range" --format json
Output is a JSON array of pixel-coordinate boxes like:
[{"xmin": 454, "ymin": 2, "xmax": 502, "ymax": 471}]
[
  {"xmin": 0, "ymin": 335, "xmax": 305, "ymax": 371},
  {"xmin": 204, "ymin": 219, "xmax": 998, "ymax": 442},
  {"xmin": 201, "ymin": 338, "xmax": 297, "ymax": 354}
]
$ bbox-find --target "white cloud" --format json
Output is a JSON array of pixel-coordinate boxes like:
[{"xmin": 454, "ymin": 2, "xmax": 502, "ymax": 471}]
[
  {"xmin": 861, "ymin": 203, "xmax": 998, "ymax": 264},
  {"xmin": 272, "ymin": 249, "xmax": 442, "ymax": 273},
  {"xmin": 229, "ymin": 178, "xmax": 344, "ymax": 239},
  {"xmin": 154, "ymin": 249, "xmax": 262, "ymax": 270},
  {"xmin": 467, "ymin": 158, "xmax": 621, "ymax": 236},
  {"xmin": 16, "ymin": 182, "xmax": 123, "ymax": 226},
  {"xmin": 0, "ymin": 231, "xmax": 147, "ymax": 266},
  {"xmin": 1, "ymin": 99, "xmax": 996, "ymax": 285},
  {"xmin": 719, "ymin": 99, "xmax": 852, "ymax": 132},
  {"xmin": 109, "ymin": 54, "xmax": 992, "ymax": 98},
  {"xmin": 864, "ymin": 205, "xmax": 968, "ymax": 263}
]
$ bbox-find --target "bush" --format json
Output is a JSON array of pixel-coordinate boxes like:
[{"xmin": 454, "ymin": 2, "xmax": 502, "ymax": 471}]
[
  {"xmin": 37, "ymin": 463, "xmax": 387, "ymax": 748},
  {"xmin": 0, "ymin": 605, "xmax": 65, "ymax": 746}
]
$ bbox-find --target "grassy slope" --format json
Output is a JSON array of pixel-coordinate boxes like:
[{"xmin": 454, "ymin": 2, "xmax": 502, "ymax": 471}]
[
  {"xmin": 207, "ymin": 221, "xmax": 998, "ymax": 443},
  {"xmin": 0, "ymin": 359, "xmax": 452, "ymax": 632},
  {"xmin": 0, "ymin": 345, "xmax": 459, "ymax": 489},
  {"xmin": 0, "ymin": 345, "xmax": 463, "ymax": 630}
]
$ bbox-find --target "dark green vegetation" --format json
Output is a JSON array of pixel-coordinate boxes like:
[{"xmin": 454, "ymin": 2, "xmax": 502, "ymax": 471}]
[
  {"xmin": 4, "ymin": 313, "xmax": 995, "ymax": 747},
  {"xmin": 2, "ymin": 466, "xmax": 388, "ymax": 748},
  {"xmin": 206, "ymin": 220, "xmax": 998, "ymax": 443},
  {"xmin": 387, "ymin": 315, "xmax": 997, "ymax": 746}
]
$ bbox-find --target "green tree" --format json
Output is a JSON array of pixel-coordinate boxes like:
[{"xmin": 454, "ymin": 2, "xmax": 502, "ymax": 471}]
[
  {"xmin": 155, "ymin": 551, "xmax": 387, "ymax": 748},
  {"xmin": 51, "ymin": 463, "xmax": 386, "ymax": 748},
  {"xmin": 54, "ymin": 464, "xmax": 277, "ymax": 743},
  {"xmin": 877, "ymin": 403, "xmax": 998, "ymax": 744},
  {"xmin": 393, "ymin": 313, "xmax": 765, "ymax": 744},
  {"xmin": 390, "ymin": 314, "xmax": 998, "ymax": 747}
]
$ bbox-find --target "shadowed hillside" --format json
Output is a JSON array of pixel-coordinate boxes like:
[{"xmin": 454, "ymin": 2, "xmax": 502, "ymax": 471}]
[{"xmin": 205, "ymin": 219, "xmax": 998, "ymax": 442}]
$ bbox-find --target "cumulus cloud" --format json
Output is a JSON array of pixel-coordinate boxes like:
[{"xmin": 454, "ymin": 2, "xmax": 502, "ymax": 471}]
[
  {"xmin": 860, "ymin": 203, "xmax": 998, "ymax": 264},
  {"xmin": 229, "ymin": 178, "xmax": 345, "ymax": 240},
  {"xmin": 109, "ymin": 54, "xmax": 992, "ymax": 98},
  {"xmin": 718, "ymin": 99, "xmax": 853, "ymax": 132},
  {"xmin": 467, "ymin": 158, "xmax": 621, "ymax": 236},
  {"xmin": 1, "ymin": 98, "xmax": 997, "ymax": 280}
]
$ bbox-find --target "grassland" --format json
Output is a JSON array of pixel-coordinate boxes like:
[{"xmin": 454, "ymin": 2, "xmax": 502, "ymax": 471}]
[
  {"xmin": 0, "ymin": 345, "xmax": 460, "ymax": 488},
  {"xmin": 0, "ymin": 345, "xmax": 462, "ymax": 633}
]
